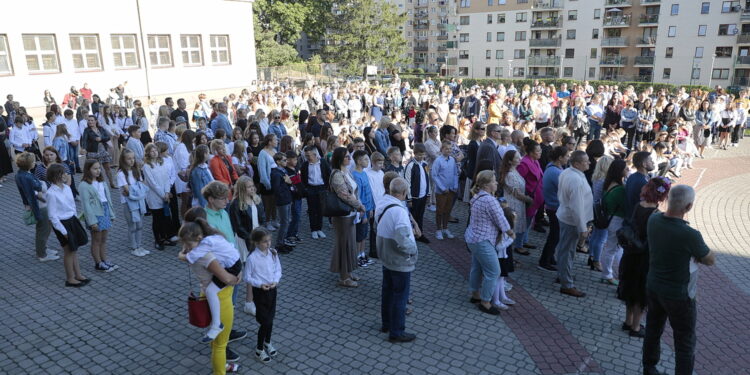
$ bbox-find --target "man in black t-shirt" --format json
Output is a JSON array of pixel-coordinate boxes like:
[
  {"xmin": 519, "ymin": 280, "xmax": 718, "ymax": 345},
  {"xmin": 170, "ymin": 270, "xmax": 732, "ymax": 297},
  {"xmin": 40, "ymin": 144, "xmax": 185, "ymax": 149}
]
[{"xmin": 170, "ymin": 98, "xmax": 190, "ymax": 129}]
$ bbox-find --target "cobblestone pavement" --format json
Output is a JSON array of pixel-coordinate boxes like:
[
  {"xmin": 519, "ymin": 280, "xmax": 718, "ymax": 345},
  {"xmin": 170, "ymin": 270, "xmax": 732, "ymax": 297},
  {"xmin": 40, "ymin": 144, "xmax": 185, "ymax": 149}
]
[{"xmin": 1, "ymin": 143, "xmax": 749, "ymax": 375}]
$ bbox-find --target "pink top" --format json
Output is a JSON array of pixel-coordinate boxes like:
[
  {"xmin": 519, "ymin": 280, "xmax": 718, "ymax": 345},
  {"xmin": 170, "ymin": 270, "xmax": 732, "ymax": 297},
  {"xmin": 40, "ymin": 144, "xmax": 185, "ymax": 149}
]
[{"xmin": 517, "ymin": 155, "xmax": 544, "ymax": 218}]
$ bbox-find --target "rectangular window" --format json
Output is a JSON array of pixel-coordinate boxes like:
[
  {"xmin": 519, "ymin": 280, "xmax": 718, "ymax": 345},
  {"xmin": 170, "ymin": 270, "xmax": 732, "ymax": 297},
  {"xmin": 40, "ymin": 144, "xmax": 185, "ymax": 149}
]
[
  {"xmin": 701, "ymin": 2, "xmax": 710, "ymax": 14},
  {"xmin": 516, "ymin": 12, "xmax": 527, "ymax": 22},
  {"xmin": 565, "ymin": 48, "xmax": 574, "ymax": 58},
  {"xmin": 671, "ymin": 4, "xmax": 679, "ymax": 15},
  {"xmin": 663, "ymin": 68, "xmax": 671, "ymax": 79},
  {"xmin": 488, "ymin": 0, "xmax": 493, "ymax": 5},
  {"xmin": 147, "ymin": 34, "xmax": 173, "ymax": 67},
  {"xmin": 459, "ymin": 50, "xmax": 469, "ymax": 59},
  {"xmin": 515, "ymin": 31, "xmax": 526, "ymax": 41},
  {"xmin": 460, "ymin": 0, "xmax": 470, "ymax": 7},
  {"xmin": 590, "ymin": 48, "xmax": 597, "ymax": 58},
  {"xmin": 568, "ymin": 10, "xmax": 577, "ymax": 20},
  {"xmin": 458, "ymin": 67, "xmax": 469, "ymax": 76},
  {"xmin": 666, "ymin": 47, "xmax": 673, "ymax": 58},
  {"xmin": 715, "ymin": 46, "xmax": 733, "ymax": 57},
  {"xmin": 487, "ymin": 32, "xmax": 493, "ymax": 42},
  {"xmin": 495, "ymin": 67, "xmax": 503, "ymax": 77},
  {"xmin": 567, "ymin": 30, "xmax": 576, "ymax": 39},
  {"xmin": 460, "ymin": 33, "xmax": 470, "ymax": 42},
  {"xmin": 514, "ymin": 49, "xmax": 525, "ymax": 58},
  {"xmin": 460, "ymin": 16, "xmax": 470, "ymax": 25},
  {"xmin": 0, "ymin": 35, "xmax": 12, "ymax": 75},
  {"xmin": 593, "ymin": 9, "xmax": 601, "ymax": 19},
  {"xmin": 592, "ymin": 29, "xmax": 599, "ymax": 39},
  {"xmin": 486, "ymin": 49, "xmax": 492, "ymax": 59},
  {"xmin": 69, "ymin": 34, "xmax": 101, "ymax": 71},
  {"xmin": 589, "ymin": 67, "xmax": 595, "ymax": 78},
  {"xmin": 563, "ymin": 67, "xmax": 573, "ymax": 77},
  {"xmin": 180, "ymin": 34, "xmax": 203, "ymax": 66},
  {"xmin": 718, "ymin": 24, "xmax": 738, "ymax": 35},
  {"xmin": 22, "ymin": 34, "xmax": 60, "ymax": 73},
  {"xmin": 210, "ymin": 35, "xmax": 231, "ymax": 65},
  {"xmin": 111, "ymin": 34, "xmax": 139, "ymax": 69},
  {"xmin": 487, "ymin": 14, "xmax": 493, "ymax": 24},
  {"xmin": 698, "ymin": 25, "xmax": 707, "ymax": 36},
  {"xmin": 517, "ymin": 0, "xmax": 528, "ymax": 3},
  {"xmin": 722, "ymin": 1, "xmax": 740, "ymax": 13},
  {"xmin": 695, "ymin": 46, "xmax": 704, "ymax": 58},
  {"xmin": 497, "ymin": 13, "xmax": 506, "ymax": 23},
  {"xmin": 668, "ymin": 26, "xmax": 677, "ymax": 37},
  {"xmin": 692, "ymin": 68, "xmax": 701, "ymax": 79},
  {"xmin": 496, "ymin": 32, "xmax": 505, "ymax": 41},
  {"xmin": 712, "ymin": 68, "xmax": 730, "ymax": 79},
  {"xmin": 513, "ymin": 67, "xmax": 525, "ymax": 77},
  {"xmin": 496, "ymin": 49, "xmax": 504, "ymax": 59}
]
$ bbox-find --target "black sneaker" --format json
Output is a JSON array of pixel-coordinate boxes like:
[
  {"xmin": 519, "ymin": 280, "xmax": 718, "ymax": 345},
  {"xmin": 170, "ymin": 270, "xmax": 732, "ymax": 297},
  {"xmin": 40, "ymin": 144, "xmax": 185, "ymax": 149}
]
[
  {"xmin": 226, "ymin": 348, "xmax": 240, "ymax": 362},
  {"xmin": 277, "ymin": 245, "xmax": 293, "ymax": 254},
  {"xmin": 388, "ymin": 332, "xmax": 416, "ymax": 343},
  {"xmin": 228, "ymin": 329, "xmax": 247, "ymax": 343},
  {"xmin": 154, "ymin": 242, "xmax": 165, "ymax": 251},
  {"xmin": 291, "ymin": 236, "xmax": 302, "ymax": 242},
  {"xmin": 416, "ymin": 236, "xmax": 430, "ymax": 244}
]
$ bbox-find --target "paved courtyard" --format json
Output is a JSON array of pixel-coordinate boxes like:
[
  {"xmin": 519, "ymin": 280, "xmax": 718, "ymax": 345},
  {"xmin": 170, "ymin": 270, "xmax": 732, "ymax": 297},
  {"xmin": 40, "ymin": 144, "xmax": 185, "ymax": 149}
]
[{"xmin": 1, "ymin": 144, "xmax": 750, "ymax": 375}]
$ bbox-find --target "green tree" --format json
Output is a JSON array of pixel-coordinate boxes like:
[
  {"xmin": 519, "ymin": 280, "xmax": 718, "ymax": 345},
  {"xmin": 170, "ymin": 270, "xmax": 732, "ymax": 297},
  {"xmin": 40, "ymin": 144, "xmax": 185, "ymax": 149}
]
[{"xmin": 324, "ymin": 0, "xmax": 407, "ymax": 76}]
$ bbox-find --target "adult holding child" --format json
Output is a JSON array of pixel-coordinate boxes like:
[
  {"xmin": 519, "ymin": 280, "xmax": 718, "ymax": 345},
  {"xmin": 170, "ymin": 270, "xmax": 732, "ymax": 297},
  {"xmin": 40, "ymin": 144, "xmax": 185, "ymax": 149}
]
[{"xmin": 15, "ymin": 152, "xmax": 58, "ymax": 262}]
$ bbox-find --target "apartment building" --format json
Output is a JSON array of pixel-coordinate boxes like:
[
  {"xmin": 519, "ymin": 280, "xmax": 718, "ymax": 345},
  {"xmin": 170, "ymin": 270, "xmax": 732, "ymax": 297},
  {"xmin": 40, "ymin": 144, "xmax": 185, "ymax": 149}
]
[{"xmin": 404, "ymin": 0, "xmax": 457, "ymax": 74}]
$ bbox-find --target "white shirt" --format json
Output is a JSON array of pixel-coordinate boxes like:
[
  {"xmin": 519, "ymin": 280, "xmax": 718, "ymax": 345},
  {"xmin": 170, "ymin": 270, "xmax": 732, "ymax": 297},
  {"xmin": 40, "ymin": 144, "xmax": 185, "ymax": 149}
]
[
  {"xmin": 556, "ymin": 167, "xmax": 594, "ymax": 232},
  {"xmin": 116, "ymin": 170, "xmax": 135, "ymax": 204},
  {"xmin": 243, "ymin": 248, "xmax": 282, "ymax": 287},
  {"xmin": 365, "ymin": 168, "xmax": 385, "ymax": 210},
  {"xmin": 47, "ymin": 184, "xmax": 78, "ymax": 235},
  {"xmin": 9, "ymin": 126, "xmax": 31, "ymax": 152},
  {"xmin": 142, "ymin": 161, "xmax": 171, "ymax": 208},
  {"xmin": 78, "ymin": 119, "xmax": 88, "ymax": 139},
  {"xmin": 307, "ymin": 160, "xmax": 324, "ymax": 186},
  {"xmin": 93, "ymin": 181, "xmax": 108, "ymax": 203},
  {"xmin": 43, "ymin": 122, "xmax": 55, "ymax": 147},
  {"xmin": 187, "ymin": 235, "xmax": 240, "ymax": 268},
  {"xmin": 24, "ymin": 121, "xmax": 38, "ymax": 141},
  {"xmin": 62, "ymin": 117, "xmax": 80, "ymax": 142}
]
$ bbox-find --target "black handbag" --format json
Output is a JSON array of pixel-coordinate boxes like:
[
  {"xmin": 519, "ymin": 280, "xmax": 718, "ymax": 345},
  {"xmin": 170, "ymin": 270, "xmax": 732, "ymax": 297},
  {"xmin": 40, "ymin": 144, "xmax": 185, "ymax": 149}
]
[{"xmin": 322, "ymin": 170, "xmax": 352, "ymax": 217}]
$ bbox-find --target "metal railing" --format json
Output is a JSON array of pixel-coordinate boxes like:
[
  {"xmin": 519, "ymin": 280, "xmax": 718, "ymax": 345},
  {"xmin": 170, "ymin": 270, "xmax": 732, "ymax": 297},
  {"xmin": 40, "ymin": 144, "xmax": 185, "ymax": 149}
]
[
  {"xmin": 605, "ymin": 0, "xmax": 632, "ymax": 6},
  {"xmin": 601, "ymin": 37, "xmax": 629, "ymax": 46},
  {"xmin": 529, "ymin": 38, "xmax": 562, "ymax": 47},
  {"xmin": 527, "ymin": 55, "xmax": 561, "ymax": 66},
  {"xmin": 736, "ymin": 56, "xmax": 750, "ymax": 65},
  {"xmin": 737, "ymin": 34, "xmax": 750, "ymax": 44},
  {"xmin": 636, "ymin": 36, "xmax": 657, "ymax": 45},
  {"xmin": 533, "ymin": 0, "xmax": 563, "ymax": 9},
  {"xmin": 634, "ymin": 56, "xmax": 655, "ymax": 65},
  {"xmin": 600, "ymin": 56, "xmax": 629, "ymax": 65},
  {"xmin": 639, "ymin": 14, "xmax": 659, "ymax": 24},
  {"xmin": 641, "ymin": 0, "xmax": 660, "ymax": 4},
  {"xmin": 603, "ymin": 15, "xmax": 631, "ymax": 27},
  {"xmin": 531, "ymin": 18, "xmax": 562, "ymax": 28}
]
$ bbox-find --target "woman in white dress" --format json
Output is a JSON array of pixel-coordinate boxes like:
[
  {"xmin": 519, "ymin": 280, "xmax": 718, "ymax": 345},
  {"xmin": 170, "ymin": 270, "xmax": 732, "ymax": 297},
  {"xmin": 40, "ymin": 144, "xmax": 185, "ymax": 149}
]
[{"xmin": 498, "ymin": 149, "xmax": 534, "ymax": 255}]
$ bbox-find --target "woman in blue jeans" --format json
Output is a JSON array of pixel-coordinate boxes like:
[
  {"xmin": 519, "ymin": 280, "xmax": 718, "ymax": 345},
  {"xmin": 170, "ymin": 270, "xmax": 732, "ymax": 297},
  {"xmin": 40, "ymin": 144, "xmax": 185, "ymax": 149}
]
[
  {"xmin": 466, "ymin": 170, "xmax": 514, "ymax": 315},
  {"xmin": 588, "ymin": 154, "xmax": 614, "ymax": 271}
]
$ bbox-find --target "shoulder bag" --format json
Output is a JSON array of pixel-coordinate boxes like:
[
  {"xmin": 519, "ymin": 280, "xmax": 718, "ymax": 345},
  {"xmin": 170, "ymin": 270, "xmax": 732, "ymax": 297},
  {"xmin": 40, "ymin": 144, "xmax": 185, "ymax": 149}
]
[
  {"xmin": 187, "ymin": 266, "xmax": 211, "ymax": 328},
  {"xmin": 322, "ymin": 170, "xmax": 352, "ymax": 217}
]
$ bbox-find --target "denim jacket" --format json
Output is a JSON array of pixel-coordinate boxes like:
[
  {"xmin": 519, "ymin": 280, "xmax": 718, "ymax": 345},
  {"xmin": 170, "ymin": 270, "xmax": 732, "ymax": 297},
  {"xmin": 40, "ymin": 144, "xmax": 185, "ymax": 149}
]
[
  {"xmin": 15, "ymin": 170, "xmax": 44, "ymax": 220},
  {"xmin": 189, "ymin": 164, "xmax": 214, "ymax": 207}
]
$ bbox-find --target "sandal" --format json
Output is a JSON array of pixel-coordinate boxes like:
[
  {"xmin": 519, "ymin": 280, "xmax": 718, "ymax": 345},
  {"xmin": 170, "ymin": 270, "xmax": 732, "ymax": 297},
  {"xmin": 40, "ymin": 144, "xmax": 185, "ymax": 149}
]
[
  {"xmin": 576, "ymin": 244, "xmax": 589, "ymax": 254},
  {"xmin": 338, "ymin": 278, "xmax": 359, "ymax": 288}
]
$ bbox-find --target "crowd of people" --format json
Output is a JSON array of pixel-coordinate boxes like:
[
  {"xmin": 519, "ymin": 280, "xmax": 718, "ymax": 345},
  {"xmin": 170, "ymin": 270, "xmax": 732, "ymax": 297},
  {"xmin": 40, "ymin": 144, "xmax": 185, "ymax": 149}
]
[{"xmin": 3, "ymin": 76, "xmax": 730, "ymax": 374}]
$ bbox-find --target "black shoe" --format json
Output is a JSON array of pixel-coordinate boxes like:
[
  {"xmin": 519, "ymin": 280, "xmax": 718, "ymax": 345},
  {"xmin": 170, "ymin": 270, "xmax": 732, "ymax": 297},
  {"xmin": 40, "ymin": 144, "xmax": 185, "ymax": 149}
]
[
  {"xmin": 228, "ymin": 329, "xmax": 247, "ymax": 343},
  {"xmin": 448, "ymin": 218, "xmax": 459, "ymax": 223},
  {"xmin": 416, "ymin": 236, "xmax": 430, "ymax": 244},
  {"xmin": 478, "ymin": 304, "xmax": 502, "ymax": 315},
  {"xmin": 532, "ymin": 225, "xmax": 546, "ymax": 233},
  {"xmin": 388, "ymin": 333, "xmax": 416, "ymax": 343},
  {"xmin": 76, "ymin": 277, "xmax": 91, "ymax": 285},
  {"xmin": 538, "ymin": 217, "xmax": 550, "ymax": 226},
  {"xmin": 629, "ymin": 328, "xmax": 645, "ymax": 338},
  {"xmin": 65, "ymin": 281, "xmax": 85, "ymax": 287},
  {"xmin": 379, "ymin": 326, "xmax": 389, "ymax": 333},
  {"xmin": 277, "ymin": 245, "xmax": 292, "ymax": 254},
  {"xmin": 226, "ymin": 348, "xmax": 240, "ymax": 362},
  {"xmin": 621, "ymin": 322, "xmax": 631, "ymax": 331},
  {"xmin": 469, "ymin": 297, "xmax": 481, "ymax": 304},
  {"xmin": 163, "ymin": 240, "xmax": 177, "ymax": 246},
  {"xmin": 75, "ymin": 168, "xmax": 83, "ymax": 174},
  {"xmin": 522, "ymin": 243, "xmax": 537, "ymax": 250},
  {"xmin": 537, "ymin": 264, "xmax": 557, "ymax": 272},
  {"xmin": 154, "ymin": 242, "xmax": 165, "ymax": 250}
]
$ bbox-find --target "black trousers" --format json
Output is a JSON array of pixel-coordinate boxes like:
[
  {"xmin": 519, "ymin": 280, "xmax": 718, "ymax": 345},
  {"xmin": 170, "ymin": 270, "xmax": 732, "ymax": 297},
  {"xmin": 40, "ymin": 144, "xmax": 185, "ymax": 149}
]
[
  {"xmin": 306, "ymin": 185, "xmax": 325, "ymax": 232},
  {"xmin": 149, "ymin": 207, "xmax": 170, "ymax": 244},
  {"xmin": 539, "ymin": 208, "xmax": 558, "ymax": 267},
  {"xmin": 642, "ymin": 292, "xmax": 697, "ymax": 375},
  {"xmin": 252, "ymin": 287, "xmax": 277, "ymax": 350},
  {"xmin": 167, "ymin": 185, "xmax": 180, "ymax": 237},
  {"xmin": 409, "ymin": 196, "xmax": 427, "ymax": 235},
  {"xmin": 623, "ymin": 126, "xmax": 636, "ymax": 151}
]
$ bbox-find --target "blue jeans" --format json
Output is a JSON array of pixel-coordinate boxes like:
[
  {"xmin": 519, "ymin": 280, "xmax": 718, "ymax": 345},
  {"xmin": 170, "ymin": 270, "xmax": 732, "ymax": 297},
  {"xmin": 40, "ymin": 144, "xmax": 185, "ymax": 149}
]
[
  {"xmin": 512, "ymin": 215, "xmax": 534, "ymax": 249},
  {"xmin": 381, "ymin": 267, "xmax": 411, "ymax": 338},
  {"xmin": 555, "ymin": 221, "xmax": 580, "ymax": 289},
  {"xmin": 276, "ymin": 203, "xmax": 291, "ymax": 246},
  {"xmin": 467, "ymin": 240, "xmax": 500, "ymax": 301},
  {"xmin": 68, "ymin": 143, "xmax": 80, "ymax": 170},
  {"xmin": 588, "ymin": 120, "xmax": 602, "ymax": 140},
  {"xmin": 588, "ymin": 227, "xmax": 607, "ymax": 262},
  {"xmin": 287, "ymin": 199, "xmax": 301, "ymax": 238}
]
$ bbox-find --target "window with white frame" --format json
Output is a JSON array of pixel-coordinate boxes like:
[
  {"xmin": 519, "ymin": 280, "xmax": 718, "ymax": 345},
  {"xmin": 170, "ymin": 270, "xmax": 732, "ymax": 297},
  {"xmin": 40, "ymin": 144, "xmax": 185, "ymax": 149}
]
[
  {"xmin": 111, "ymin": 34, "xmax": 139, "ymax": 69},
  {"xmin": 486, "ymin": 49, "xmax": 492, "ymax": 59},
  {"xmin": 563, "ymin": 67, "xmax": 573, "ymax": 77},
  {"xmin": 495, "ymin": 67, "xmax": 503, "ymax": 77},
  {"xmin": 460, "ymin": 33, "xmax": 470, "ymax": 42},
  {"xmin": 0, "ymin": 35, "xmax": 12, "ymax": 75},
  {"xmin": 496, "ymin": 49, "xmax": 504, "ymax": 59},
  {"xmin": 22, "ymin": 34, "xmax": 60, "ymax": 73},
  {"xmin": 712, "ymin": 68, "xmax": 729, "ymax": 79},
  {"xmin": 180, "ymin": 34, "xmax": 203, "ymax": 66},
  {"xmin": 69, "ymin": 34, "xmax": 102, "ymax": 71},
  {"xmin": 147, "ymin": 34, "xmax": 173, "ymax": 67}
]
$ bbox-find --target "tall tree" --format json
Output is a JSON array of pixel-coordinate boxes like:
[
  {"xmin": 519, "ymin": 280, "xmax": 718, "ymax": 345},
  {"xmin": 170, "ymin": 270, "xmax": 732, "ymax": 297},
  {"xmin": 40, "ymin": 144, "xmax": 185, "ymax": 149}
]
[{"xmin": 324, "ymin": 0, "xmax": 408, "ymax": 76}]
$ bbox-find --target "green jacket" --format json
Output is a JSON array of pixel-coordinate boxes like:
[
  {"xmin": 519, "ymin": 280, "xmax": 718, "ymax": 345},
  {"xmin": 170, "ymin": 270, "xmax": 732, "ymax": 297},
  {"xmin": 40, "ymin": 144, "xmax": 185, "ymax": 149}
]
[{"xmin": 79, "ymin": 181, "xmax": 116, "ymax": 227}]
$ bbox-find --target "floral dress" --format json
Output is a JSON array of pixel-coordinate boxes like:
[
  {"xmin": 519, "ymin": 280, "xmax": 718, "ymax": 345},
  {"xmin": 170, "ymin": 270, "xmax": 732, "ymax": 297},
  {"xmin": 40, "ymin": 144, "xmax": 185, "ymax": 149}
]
[{"xmin": 503, "ymin": 169, "xmax": 527, "ymax": 234}]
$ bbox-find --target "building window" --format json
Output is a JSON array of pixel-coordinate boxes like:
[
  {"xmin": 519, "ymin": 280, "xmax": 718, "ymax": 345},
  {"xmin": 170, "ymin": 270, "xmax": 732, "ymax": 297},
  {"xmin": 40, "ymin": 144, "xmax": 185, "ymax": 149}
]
[
  {"xmin": 590, "ymin": 48, "xmax": 597, "ymax": 58},
  {"xmin": 563, "ymin": 67, "xmax": 573, "ymax": 77},
  {"xmin": 593, "ymin": 9, "xmax": 601, "ymax": 19},
  {"xmin": 515, "ymin": 31, "xmax": 527, "ymax": 41},
  {"xmin": 698, "ymin": 25, "xmax": 707, "ymax": 36},
  {"xmin": 487, "ymin": 14, "xmax": 493, "ymax": 24},
  {"xmin": 722, "ymin": 1, "xmax": 740, "ymax": 13},
  {"xmin": 487, "ymin": 32, "xmax": 493, "ymax": 42},
  {"xmin": 701, "ymin": 2, "xmax": 710, "ymax": 14},
  {"xmin": 69, "ymin": 34, "xmax": 102, "ymax": 71},
  {"xmin": 180, "ymin": 34, "xmax": 203, "ymax": 66},
  {"xmin": 671, "ymin": 4, "xmax": 679, "ymax": 15},
  {"xmin": 695, "ymin": 46, "xmax": 704, "ymax": 58},
  {"xmin": 497, "ymin": 32, "xmax": 505, "ymax": 41},
  {"xmin": 568, "ymin": 10, "xmax": 577, "ymax": 20},
  {"xmin": 460, "ymin": 33, "xmax": 470, "ymax": 42},
  {"xmin": 692, "ymin": 68, "xmax": 701, "ymax": 79},
  {"xmin": 718, "ymin": 24, "xmax": 738, "ymax": 36},
  {"xmin": 495, "ymin": 67, "xmax": 503, "ymax": 77},
  {"xmin": 147, "ymin": 34, "xmax": 173, "ymax": 67},
  {"xmin": 460, "ymin": 16, "xmax": 470, "ymax": 25},
  {"xmin": 518, "ymin": 0, "xmax": 528, "ymax": 3},
  {"xmin": 458, "ymin": 67, "xmax": 469, "ymax": 76},
  {"xmin": 488, "ymin": 0, "xmax": 493, "ymax": 5},
  {"xmin": 592, "ymin": 29, "xmax": 599, "ymax": 39},
  {"xmin": 496, "ymin": 49, "xmax": 504, "ymax": 59},
  {"xmin": 514, "ymin": 49, "xmax": 525, "ymax": 59},
  {"xmin": 566, "ymin": 30, "xmax": 576, "ymax": 39},
  {"xmin": 665, "ymin": 47, "xmax": 673, "ymax": 58},
  {"xmin": 22, "ymin": 34, "xmax": 60, "ymax": 73},
  {"xmin": 210, "ymin": 35, "xmax": 231, "ymax": 65},
  {"xmin": 486, "ymin": 49, "xmax": 492, "ymax": 59},
  {"xmin": 715, "ymin": 46, "xmax": 733, "ymax": 57},
  {"xmin": 516, "ymin": 12, "xmax": 527, "ymax": 22},
  {"xmin": 565, "ymin": 48, "xmax": 574, "ymax": 58},
  {"xmin": 111, "ymin": 34, "xmax": 139, "ymax": 69},
  {"xmin": 0, "ymin": 35, "xmax": 12, "ymax": 75},
  {"xmin": 459, "ymin": 50, "xmax": 469, "ymax": 59},
  {"xmin": 460, "ymin": 0, "xmax": 471, "ymax": 8},
  {"xmin": 589, "ymin": 67, "xmax": 595, "ymax": 78},
  {"xmin": 513, "ymin": 67, "xmax": 525, "ymax": 77},
  {"xmin": 668, "ymin": 26, "xmax": 677, "ymax": 37},
  {"xmin": 712, "ymin": 68, "xmax": 730, "ymax": 79},
  {"xmin": 663, "ymin": 68, "xmax": 671, "ymax": 79},
  {"xmin": 497, "ymin": 13, "xmax": 506, "ymax": 23}
]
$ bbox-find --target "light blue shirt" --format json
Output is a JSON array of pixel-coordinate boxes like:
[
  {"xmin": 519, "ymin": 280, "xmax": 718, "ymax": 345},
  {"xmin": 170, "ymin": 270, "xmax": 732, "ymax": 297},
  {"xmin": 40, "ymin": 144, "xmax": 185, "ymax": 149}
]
[
  {"xmin": 542, "ymin": 163, "xmax": 563, "ymax": 210},
  {"xmin": 431, "ymin": 155, "xmax": 459, "ymax": 194},
  {"xmin": 211, "ymin": 113, "xmax": 233, "ymax": 137}
]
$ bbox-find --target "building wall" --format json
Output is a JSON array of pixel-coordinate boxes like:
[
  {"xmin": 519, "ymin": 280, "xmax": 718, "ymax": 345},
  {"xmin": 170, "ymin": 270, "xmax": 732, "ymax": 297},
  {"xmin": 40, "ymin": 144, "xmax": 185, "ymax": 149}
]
[
  {"xmin": 563, "ymin": 2, "xmax": 601, "ymax": 81},
  {"xmin": 0, "ymin": 0, "xmax": 256, "ymax": 113}
]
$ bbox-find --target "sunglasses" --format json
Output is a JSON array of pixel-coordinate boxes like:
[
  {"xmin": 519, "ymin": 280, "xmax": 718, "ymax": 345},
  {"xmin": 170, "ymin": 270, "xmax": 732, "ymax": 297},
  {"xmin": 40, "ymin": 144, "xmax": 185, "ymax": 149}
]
[{"xmin": 476, "ymin": 127, "xmax": 486, "ymax": 131}]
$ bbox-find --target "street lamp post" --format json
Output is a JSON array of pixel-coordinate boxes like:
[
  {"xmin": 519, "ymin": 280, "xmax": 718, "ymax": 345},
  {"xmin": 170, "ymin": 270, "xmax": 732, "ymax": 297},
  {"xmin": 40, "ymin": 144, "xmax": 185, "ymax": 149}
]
[
  {"xmin": 708, "ymin": 54, "xmax": 717, "ymax": 88},
  {"xmin": 508, "ymin": 59, "xmax": 514, "ymax": 80}
]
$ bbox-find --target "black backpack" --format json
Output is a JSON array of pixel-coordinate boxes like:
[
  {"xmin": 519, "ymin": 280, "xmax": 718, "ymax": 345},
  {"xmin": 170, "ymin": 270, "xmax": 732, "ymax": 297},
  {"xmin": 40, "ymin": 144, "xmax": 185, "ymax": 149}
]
[{"xmin": 592, "ymin": 188, "xmax": 613, "ymax": 230}]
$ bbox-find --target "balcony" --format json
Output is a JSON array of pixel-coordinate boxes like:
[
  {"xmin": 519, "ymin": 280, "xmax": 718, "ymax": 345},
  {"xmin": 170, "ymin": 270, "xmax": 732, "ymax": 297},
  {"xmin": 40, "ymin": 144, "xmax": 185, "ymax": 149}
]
[
  {"xmin": 414, "ymin": 46, "xmax": 429, "ymax": 52},
  {"xmin": 636, "ymin": 36, "xmax": 657, "ymax": 46},
  {"xmin": 414, "ymin": 11, "xmax": 428, "ymax": 19},
  {"xmin": 601, "ymin": 37, "xmax": 629, "ymax": 47},
  {"xmin": 605, "ymin": 0, "xmax": 632, "ymax": 6},
  {"xmin": 438, "ymin": 46, "xmax": 447, "ymax": 51},
  {"xmin": 413, "ymin": 24, "xmax": 429, "ymax": 30},
  {"xmin": 529, "ymin": 38, "xmax": 562, "ymax": 47},
  {"xmin": 639, "ymin": 14, "xmax": 659, "ymax": 25},
  {"xmin": 641, "ymin": 0, "xmax": 660, "ymax": 5},
  {"xmin": 743, "ymin": 9, "xmax": 750, "ymax": 21},
  {"xmin": 436, "ymin": 57, "xmax": 447, "ymax": 64},
  {"xmin": 732, "ymin": 77, "xmax": 750, "ymax": 86},
  {"xmin": 738, "ymin": 34, "xmax": 750, "ymax": 44},
  {"xmin": 527, "ymin": 55, "xmax": 561, "ymax": 66},
  {"xmin": 437, "ymin": 35, "xmax": 448, "ymax": 40},
  {"xmin": 532, "ymin": 0, "xmax": 563, "ymax": 10},
  {"xmin": 414, "ymin": 58, "xmax": 426, "ymax": 63},
  {"xmin": 634, "ymin": 56, "xmax": 655, "ymax": 65},
  {"xmin": 736, "ymin": 56, "xmax": 750, "ymax": 66},
  {"xmin": 529, "ymin": 73, "xmax": 560, "ymax": 78},
  {"xmin": 600, "ymin": 56, "xmax": 628, "ymax": 66},
  {"xmin": 531, "ymin": 18, "xmax": 562, "ymax": 29},
  {"xmin": 415, "ymin": 36, "xmax": 428, "ymax": 41},
  {"xmin": 603, "ymin": 15, "xmax": 631, "ymax": 27}
]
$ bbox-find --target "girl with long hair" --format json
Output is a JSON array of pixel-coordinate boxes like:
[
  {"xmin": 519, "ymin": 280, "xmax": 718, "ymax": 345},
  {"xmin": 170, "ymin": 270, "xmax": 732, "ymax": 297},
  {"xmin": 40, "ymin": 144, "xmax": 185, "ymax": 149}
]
[{"xmin": 79, "ymin": 159, "xmax": 118, "ymax": 272}]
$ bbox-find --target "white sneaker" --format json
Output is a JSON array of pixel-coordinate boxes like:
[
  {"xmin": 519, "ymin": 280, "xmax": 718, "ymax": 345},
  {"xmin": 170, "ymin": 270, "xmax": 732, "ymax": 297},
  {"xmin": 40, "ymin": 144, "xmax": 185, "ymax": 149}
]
[
  {"xmin": 38, "ymin": 254, "xmax": 60, "ymax": 262},
  {"xmin": 501, "ymin": 297, "xmax": 516, "ymax": 305},
  {"xmin": 169, "ymin": 236, "xmax": 179, "ymax": 242},
  {"xmin": 504, "ymin": 282, "xmax": 513, "ymax": 292},
  {"xmin": 244, "ymin": 301, "xmax": 256, "ymax": 316},
  {"xmin": 201, "ymin": 323, "xmax": 224, "ymax": 343},
  {"xmin": 311, "ymin": 231, "xmax": 319, "ymax": 239},
  {"xmin": 444, "ymin": 229, "xmax": 455, "ymax": 239},
  {"xmin": 131, "ymin": 248, "xmax": 147, "ymax": 257},
  {"xmin": 427, "ymin": 204, "xmax": 436, "ymax": 212},
  {"xmin": 317, "ymin": 230, "xmax": 327, "ymax": 239},
  {"xmin": 255, "ymin": 348, "xmax": 271, "ymax": 363},
  {"xmin": 492, "ymin": 302, "xmax": 510, "ymax": 310},
  {"xmin": 46, "ymin": 248, "xmax": 59, "ymax": 255},
  {"xmin": 139, "ymin": 247, "xmax": 151, "ymax": 255},
  {"xmin": 264, "ymin": 342, "xmax": 278, "ymax": 357},
  {"xmin": 435, "ymin": 230, "xmax": 444, "ymax": 240}
]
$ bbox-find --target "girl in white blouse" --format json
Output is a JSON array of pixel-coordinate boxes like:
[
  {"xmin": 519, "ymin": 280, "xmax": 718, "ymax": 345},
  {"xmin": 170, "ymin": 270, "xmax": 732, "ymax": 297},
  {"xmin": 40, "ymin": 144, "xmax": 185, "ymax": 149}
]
[
  {"xmin": 142, "ymin": 143, "xmax": 174, "ymax": 250},
  {"xmin": 244, "ymin": 227, "xmax": 281, "ymax": 363},
  {"xmin": 46, "ymin": 163, "xmax": 90, "ymax": 287}
]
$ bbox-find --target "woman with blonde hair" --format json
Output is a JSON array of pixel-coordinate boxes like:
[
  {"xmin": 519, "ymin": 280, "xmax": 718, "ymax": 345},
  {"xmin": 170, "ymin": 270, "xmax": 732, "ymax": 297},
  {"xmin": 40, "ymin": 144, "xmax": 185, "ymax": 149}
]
[
  {"xmin": 143, "ymin": 143, "xmax": 174, "ymax": 250},
  {"xmin": 588, "ymin": 154, "xmax": 614, "ymax": 271}
]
